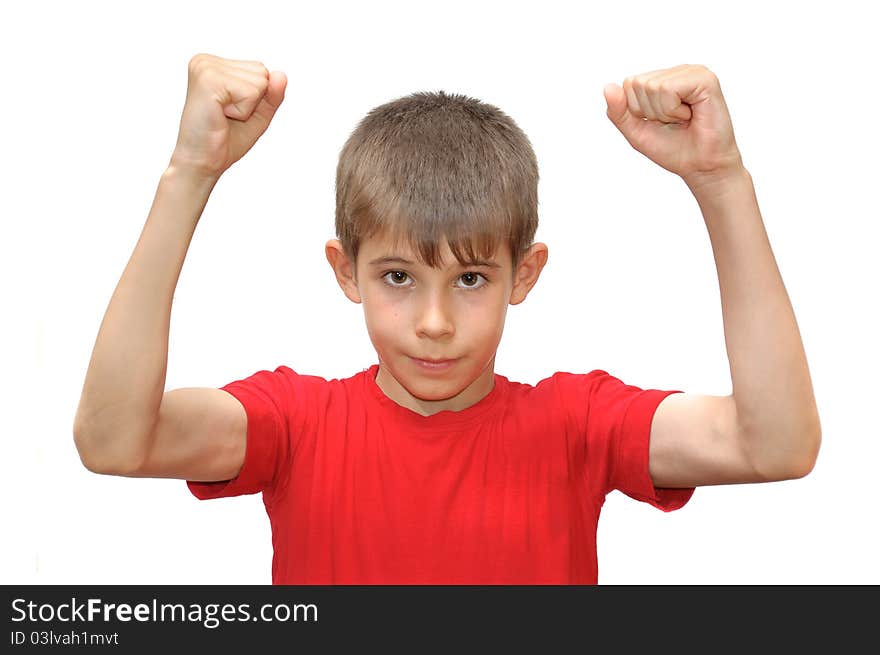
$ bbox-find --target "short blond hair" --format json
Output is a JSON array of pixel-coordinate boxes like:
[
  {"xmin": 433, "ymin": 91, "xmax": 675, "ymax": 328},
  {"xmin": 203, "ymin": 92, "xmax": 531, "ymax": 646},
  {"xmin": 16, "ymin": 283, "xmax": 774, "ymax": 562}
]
[{"xmin": 335, "ymin": 90, "xmax": 539, "ymax": 271}]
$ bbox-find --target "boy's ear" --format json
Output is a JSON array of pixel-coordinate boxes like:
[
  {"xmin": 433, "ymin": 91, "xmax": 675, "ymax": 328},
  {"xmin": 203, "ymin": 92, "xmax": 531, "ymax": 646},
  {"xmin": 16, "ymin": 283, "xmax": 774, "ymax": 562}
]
[
  {"xmin": 509, "ymin": 242, "xmax": 549, "ymax": 306},
  {"xmin": 325, "ymin": 239, "xmax": 362, "ymax": 304}
]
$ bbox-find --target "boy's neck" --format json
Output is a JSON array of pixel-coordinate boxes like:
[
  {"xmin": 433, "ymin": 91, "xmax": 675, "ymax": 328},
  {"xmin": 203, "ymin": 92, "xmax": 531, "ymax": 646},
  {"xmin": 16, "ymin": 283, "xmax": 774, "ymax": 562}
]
[{"xmin": 374, "ymin": 359, "xmax": 496, "ymax": 416}]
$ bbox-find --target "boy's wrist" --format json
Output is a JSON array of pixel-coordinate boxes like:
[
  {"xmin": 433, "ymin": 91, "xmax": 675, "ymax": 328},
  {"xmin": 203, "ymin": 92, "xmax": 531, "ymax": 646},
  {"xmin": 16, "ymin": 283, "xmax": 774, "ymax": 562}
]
[
  {"xmin": 683, "ymin": 164, "xmax": 751, "ymax": 200},
  {"xmin": 163, "ymin": 159, "xmax": 223, "ymax": 191}
]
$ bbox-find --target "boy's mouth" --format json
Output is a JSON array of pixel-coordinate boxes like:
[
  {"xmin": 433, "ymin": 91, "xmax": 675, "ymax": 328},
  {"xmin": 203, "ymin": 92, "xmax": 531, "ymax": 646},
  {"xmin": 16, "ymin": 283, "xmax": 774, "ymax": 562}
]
[{"xmin": 411, "ymin": 357, "xmax": 457, "ymax": 372}]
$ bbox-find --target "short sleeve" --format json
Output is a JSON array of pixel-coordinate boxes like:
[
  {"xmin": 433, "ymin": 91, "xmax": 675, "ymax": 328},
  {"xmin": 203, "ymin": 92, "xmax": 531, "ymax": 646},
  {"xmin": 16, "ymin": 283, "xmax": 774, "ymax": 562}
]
[
  {"xmin": 186, "ymin": 366, "xmax": 299, "ymax": 501},
  {"xmin": 556, "ymin": 370, "xmax": 695, "ymax": 512}
]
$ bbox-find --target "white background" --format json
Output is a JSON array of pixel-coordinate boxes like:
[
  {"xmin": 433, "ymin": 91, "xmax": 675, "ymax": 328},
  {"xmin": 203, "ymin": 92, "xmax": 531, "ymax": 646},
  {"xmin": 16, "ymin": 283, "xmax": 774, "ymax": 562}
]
[{"xmin": 2, "ymin": 0, "xmax": 877, "ymax": 585}]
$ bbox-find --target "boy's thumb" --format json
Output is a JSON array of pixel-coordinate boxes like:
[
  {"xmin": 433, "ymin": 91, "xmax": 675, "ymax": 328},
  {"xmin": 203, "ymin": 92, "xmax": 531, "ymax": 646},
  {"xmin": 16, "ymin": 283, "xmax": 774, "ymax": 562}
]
[
  {"xmin": 265, "ymin": 70, "xmax": 288, "ymax": 110},
  {"xmin": 603, "ymin": 83, "xmax": 636, "ymax": 134}
]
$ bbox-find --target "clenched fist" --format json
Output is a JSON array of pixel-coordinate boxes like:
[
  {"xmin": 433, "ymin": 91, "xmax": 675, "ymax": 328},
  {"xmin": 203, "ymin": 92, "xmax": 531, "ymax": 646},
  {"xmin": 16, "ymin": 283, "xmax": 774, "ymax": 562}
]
[
  {"xmin": 604, "ymin": 64, "xmax": 744, "ymax": 188},
  {"xmin": 170, "ymin": 53, "xmax": 287, "ymax": 180}
]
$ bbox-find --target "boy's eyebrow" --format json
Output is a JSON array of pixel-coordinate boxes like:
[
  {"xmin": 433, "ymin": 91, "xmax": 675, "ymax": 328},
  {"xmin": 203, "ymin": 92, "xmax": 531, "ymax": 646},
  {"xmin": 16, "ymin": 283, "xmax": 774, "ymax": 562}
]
[{"xmin": 368, "ymin": 256, "xmax": 501, "ymax": 269}]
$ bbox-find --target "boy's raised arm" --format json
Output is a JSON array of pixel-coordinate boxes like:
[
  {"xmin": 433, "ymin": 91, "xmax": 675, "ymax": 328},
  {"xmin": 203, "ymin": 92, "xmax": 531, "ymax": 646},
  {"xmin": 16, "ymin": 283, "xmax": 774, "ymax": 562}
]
[
  {"xmin": 73, "ymin": 54, "xmax": 287, "ymax": 477},
  {"xmin": 604, "ymin": 65, "xmax": 820, "ymax": 486}
]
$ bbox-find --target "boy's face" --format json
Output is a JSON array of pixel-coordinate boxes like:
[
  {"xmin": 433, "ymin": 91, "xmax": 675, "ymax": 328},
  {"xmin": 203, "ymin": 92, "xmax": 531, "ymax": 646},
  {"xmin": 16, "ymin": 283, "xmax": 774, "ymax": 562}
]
[{"xmin": 326, "ymin": 231, "xmax": 548, "ymax": 416}]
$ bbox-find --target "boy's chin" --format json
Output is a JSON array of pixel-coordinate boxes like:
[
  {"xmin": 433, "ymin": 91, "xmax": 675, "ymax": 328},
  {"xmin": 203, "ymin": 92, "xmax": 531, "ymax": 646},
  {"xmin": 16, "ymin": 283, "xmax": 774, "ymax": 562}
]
[
  {"xmin": 399, "ymin": 371, "xmax": 464, "ymax": 401},
  {"xmin": 384, "ymin": 360, "xmax": 470, "ymax": 400},
  {"xmin": 404, "ymin": 381, "xmax": 464, "ymax": 402}
]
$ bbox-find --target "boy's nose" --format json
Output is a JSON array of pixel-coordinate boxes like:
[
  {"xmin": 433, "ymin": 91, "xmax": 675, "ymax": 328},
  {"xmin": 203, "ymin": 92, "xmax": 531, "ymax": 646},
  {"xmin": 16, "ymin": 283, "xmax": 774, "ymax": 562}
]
[{"xmin": 415, "ymin": 293, "xmax": 455, "ymax": 340}]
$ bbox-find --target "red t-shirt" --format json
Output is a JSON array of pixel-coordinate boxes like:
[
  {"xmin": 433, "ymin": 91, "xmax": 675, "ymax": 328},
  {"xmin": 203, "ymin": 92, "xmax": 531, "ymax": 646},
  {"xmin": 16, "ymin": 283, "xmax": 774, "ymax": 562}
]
[{"xmin": 186, "ymin": 364, "xmax": 694, "ymax": 584}]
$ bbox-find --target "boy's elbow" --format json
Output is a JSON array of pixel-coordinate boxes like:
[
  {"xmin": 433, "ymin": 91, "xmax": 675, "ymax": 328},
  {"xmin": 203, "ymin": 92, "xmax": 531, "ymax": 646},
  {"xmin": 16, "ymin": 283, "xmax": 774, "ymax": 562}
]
[
  {"xmin": 749, "ymin": 425, "xmax": 821, "ymax": 482},
  {"xmin": 795, "ymin": 424, "xmax": 822, "ymax": 478},
  {"xmin": 73, "ymin": 430, "xmax": 108, "ymax": 475},
  {"xmin": 72, "ymin": 427, "xmax": 140, "ymax": 476},
  {"xmin": 793, "ymin": 433, "xmax": 821, "ymax": 479},
  {"xmin": 772, "ymin": 429, "xmax": 822, "ymax": 481}
]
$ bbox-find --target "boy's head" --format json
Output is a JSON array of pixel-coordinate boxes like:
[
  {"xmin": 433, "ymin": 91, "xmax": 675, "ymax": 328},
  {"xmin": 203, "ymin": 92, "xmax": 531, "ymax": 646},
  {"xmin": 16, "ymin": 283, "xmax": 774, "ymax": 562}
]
[{"xmin": 326, "ymin": 90, "xmax": 548, "ymax": 412}]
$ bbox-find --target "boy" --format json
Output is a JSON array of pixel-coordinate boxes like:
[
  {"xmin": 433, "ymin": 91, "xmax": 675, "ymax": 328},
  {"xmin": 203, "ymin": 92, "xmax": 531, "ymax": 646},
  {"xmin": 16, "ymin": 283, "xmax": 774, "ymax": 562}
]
[{"xmin": 73, "ymin": 54, "xmax": 821, "ymax": 584}]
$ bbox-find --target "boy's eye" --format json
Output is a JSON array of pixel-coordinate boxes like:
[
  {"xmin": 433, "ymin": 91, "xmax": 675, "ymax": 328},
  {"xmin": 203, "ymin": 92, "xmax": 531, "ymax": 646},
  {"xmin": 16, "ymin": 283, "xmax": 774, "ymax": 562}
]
[
  {"xmin": 380, "ymin": 271, "xmax": 489, "ymax": 290},
  {"xmin": 458, "ymin": 272, "xmax": 487, "ymax": 288},
  {"xmin": 383, "ymin": 271, "xmax": 411, "ymax": 286}
]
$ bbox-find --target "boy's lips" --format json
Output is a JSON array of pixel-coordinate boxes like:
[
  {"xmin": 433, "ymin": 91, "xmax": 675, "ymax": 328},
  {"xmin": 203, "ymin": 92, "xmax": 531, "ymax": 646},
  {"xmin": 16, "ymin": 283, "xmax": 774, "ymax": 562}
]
[{"xmin": 410, "ymin": 356, "xmax": 458, "ymax": 371}]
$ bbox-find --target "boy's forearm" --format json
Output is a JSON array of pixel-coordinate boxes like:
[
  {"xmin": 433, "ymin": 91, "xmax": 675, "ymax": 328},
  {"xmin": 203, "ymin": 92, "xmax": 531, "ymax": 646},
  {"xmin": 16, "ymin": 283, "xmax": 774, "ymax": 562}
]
[
  {"xmin": 73, "ymin": 165, "xmax": 218, "ymax": 473},
  {"xmin": 687, "ymin": 167, "xmax": 821, "ymax": 478}
]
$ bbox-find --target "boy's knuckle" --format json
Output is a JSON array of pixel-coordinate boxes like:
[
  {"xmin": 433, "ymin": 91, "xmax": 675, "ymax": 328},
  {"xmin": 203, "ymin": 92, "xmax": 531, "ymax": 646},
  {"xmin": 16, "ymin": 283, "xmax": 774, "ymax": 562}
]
[{"xmin": 189, "ymin": 53, "xmax": 208, "ymax": 70}]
